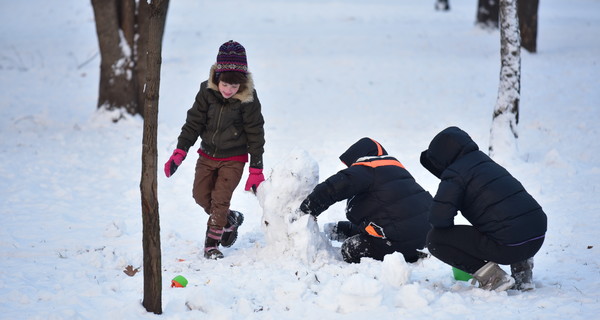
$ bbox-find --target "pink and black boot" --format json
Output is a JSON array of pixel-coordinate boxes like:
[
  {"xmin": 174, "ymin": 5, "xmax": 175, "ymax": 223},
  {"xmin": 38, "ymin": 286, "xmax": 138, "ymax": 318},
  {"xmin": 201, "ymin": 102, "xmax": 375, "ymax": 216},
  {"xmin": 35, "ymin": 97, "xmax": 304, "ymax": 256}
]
[{"xmin": 204, "ymin": 227, "xmax": 224, "ymax": 259}]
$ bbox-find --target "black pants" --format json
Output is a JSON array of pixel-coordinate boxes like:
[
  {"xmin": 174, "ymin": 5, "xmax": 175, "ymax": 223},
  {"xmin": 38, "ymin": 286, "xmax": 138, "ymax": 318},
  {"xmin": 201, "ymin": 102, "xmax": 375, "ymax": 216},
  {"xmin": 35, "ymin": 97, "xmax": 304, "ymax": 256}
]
[
  {"xmin": 337, "ymin": 221, "xmax": 422, "ymax": 263},
  {"xmin": 426, "ymin": 225, "xmax": 544, "ymax": 274}
]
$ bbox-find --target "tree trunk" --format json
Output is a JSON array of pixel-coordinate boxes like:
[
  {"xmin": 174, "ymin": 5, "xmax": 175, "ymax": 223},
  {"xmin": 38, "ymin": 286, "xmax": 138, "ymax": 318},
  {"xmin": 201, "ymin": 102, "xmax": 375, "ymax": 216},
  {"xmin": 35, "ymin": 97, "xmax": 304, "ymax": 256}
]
[
  {"xmin": 140, "ymin": 0, "xmax": 169, "ymax": 315},
  {"xmin": 91, "ymin": 0, "xmax": 136, "ymax": 120},
  {"xmin": 489, "ymin": 0, "xmax": 521, "ymax": 159},
  {"xmin": 475, "ymin": 0, "xmax": 539, "ymax": 53},
  {"xmin": 135, "ymin": 1, "xmax": 151, "ymax": 116},
  {"xmin": 435, "ymin": 0, "xmax": 450, "ymax": 11},
  {"xmin": 476, "ymin": 0, "xmax": 500, "ymax": 28},
  {"xmin": 518, "ymin": 0, "xmax": 539, "ymax": 53},
  {"xmin": 91, "ymin": 0, "xmax": 155, "ymax": 121}
]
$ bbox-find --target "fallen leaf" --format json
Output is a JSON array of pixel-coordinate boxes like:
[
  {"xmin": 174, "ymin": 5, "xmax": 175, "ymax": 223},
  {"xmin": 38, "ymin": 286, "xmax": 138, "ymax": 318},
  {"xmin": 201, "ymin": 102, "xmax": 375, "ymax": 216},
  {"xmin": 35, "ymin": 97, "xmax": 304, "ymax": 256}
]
[{"xmin": 124, "ymin": 265, "xmax": 140, "ymax": 277}]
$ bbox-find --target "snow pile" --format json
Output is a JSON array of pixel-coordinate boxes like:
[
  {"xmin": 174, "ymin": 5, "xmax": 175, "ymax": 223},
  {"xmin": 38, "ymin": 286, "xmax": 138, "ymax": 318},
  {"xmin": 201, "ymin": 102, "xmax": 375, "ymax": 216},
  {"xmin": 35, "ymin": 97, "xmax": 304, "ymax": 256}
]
[{"xmin": 256, "ymin": 148, "xmax": 335, "ymax": 263}]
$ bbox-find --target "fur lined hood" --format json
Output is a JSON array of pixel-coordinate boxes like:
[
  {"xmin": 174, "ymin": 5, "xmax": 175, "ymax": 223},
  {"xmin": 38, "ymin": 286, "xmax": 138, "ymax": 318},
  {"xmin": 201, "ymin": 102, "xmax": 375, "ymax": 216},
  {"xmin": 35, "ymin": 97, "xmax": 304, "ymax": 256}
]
[{"xmin": 206, "ymin": 64, "xmax": 255, "ymax": 104}]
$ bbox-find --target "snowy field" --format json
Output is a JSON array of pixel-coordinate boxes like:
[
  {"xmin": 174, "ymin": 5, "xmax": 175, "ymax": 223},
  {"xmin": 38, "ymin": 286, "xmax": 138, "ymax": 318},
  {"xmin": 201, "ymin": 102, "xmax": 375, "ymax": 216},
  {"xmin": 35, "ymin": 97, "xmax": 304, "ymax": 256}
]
[{"xmin": 1, "ymin": 0, "xmax": 599, "ymax": 319}]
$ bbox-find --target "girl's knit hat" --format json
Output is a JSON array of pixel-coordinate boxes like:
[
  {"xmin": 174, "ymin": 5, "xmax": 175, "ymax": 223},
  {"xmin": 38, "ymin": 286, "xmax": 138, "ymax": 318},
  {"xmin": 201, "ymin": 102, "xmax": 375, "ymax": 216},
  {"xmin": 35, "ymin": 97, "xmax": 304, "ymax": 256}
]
[{"xmin": 215, "ymin": 40, "xmax": 248, "ymax": 74}]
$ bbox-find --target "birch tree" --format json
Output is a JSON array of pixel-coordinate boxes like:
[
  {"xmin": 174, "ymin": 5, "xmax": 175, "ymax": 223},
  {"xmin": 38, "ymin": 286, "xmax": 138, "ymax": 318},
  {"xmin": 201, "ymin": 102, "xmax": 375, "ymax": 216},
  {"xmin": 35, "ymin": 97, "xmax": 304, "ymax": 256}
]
[{"xmin": 489, "ymin": 0, "xmax": 521, "ymax": 159}]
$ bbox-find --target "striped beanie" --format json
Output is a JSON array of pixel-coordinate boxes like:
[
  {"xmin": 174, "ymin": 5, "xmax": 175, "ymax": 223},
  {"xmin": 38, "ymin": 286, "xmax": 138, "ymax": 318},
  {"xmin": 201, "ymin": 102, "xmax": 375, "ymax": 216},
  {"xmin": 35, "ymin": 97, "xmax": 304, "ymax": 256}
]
[{"xmin": 215, "ymin": 40, "xmax": 248, "ymax": 74}]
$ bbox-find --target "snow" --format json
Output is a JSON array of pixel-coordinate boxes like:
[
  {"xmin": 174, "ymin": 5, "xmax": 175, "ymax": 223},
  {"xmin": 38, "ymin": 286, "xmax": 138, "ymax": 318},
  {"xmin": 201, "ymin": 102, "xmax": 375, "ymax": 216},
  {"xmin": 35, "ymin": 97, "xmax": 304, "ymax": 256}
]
[
  {"xmin": 1, "ymin": 0, "xmax": 599, "ymax": 319},
  {"xmin": 255, "ymin": 148, "xmax": 334, "ymax": 264}
]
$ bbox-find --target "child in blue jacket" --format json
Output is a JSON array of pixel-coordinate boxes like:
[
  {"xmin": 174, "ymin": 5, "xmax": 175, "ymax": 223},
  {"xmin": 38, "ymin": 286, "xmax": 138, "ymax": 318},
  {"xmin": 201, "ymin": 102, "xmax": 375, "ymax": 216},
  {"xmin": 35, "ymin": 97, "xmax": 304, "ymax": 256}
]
[{"xmin": 421, "ymin": 126, "xmax": 547, "ymax": 291}]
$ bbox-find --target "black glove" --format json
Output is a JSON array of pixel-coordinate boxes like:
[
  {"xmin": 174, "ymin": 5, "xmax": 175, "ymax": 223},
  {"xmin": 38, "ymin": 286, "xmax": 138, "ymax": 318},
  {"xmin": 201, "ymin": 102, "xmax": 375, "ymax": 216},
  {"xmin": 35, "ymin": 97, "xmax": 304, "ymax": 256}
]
[
  {"xmin": 299, "ymin": 198, "xmax": 313, "ymax": 216},
  {"xmin": 299, "ymin": 192, "xmax": 331, "ymax": 219}
]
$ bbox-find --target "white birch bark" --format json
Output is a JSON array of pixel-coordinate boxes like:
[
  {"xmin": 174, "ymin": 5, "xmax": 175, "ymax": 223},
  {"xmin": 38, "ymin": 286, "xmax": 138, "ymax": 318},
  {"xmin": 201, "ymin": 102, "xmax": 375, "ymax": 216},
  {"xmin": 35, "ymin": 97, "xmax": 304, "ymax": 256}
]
[{"xmin": 489, "ymin": 0, "xmax": 521, "ymax": 162}]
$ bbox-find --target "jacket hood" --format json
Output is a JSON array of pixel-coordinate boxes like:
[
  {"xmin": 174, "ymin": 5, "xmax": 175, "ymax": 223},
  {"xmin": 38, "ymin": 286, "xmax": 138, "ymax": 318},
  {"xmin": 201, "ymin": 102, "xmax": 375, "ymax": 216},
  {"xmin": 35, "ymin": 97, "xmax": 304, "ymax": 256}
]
[
  {"xmin": 420, "ymin": 126, "xmax": 479, "ymax": 178},
  {"xmin": 339, "ymin": 137, "xmax": 388, "ymax": 166},
  {"xmin": 207, "ymin": 64, "xmax": 255, "ymax": 103}
]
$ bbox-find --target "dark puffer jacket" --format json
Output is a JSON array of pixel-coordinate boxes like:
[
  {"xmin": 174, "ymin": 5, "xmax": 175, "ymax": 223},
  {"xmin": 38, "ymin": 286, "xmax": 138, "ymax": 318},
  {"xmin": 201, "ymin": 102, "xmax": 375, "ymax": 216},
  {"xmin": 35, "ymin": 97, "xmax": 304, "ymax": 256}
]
[
  {"xmin": 300, "ymin": 138, "xmax": 432, "ymax": 249},
  {"xmin": 420, "ymin": 126, "xmax": 547, "ymax": 245},
  {"xmin": 176, "ymin": 64, "xmax": 265, "ymax": 168}
]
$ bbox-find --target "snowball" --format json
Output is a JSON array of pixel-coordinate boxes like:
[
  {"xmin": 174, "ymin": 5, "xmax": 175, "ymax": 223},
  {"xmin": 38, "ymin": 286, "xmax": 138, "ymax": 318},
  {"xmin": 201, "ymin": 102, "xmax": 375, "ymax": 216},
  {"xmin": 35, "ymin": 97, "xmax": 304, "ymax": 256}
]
[{"xmin": 381, "ymin": 252, "xmax": 411, "ymax": 288}]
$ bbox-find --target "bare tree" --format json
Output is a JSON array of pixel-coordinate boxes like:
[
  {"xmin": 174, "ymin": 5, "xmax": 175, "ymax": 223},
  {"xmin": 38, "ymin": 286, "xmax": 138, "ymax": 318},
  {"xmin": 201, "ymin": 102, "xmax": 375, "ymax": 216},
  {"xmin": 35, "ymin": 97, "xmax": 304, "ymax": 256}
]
[
  {"xmin": 140, "ymin": 0, "xmax": 170, "ymax": 315},
  {"xmin": 91, "ymin": 0, "xmax": 153, "ymax": 121},
  {"xmin": 476, "ymin": 0, "xmax": 500, "ymax": 29},
  {"xmin": 438, "ymin": 0, "xmax": 538, "ymax": 53},
  {"xmin": 489, "ymin": 0, "xmax": 521, "ymax": 158},
  {"xmin": 435, "ymin": 0, "xmax": 450, "ymax": 11},
  {"xmin": 475, "ymin": 0, "xmax": 538, "ymax": 53},
  {"xmin": 518, "ymin": 0, "xmax": 539, "ymax": 53}
]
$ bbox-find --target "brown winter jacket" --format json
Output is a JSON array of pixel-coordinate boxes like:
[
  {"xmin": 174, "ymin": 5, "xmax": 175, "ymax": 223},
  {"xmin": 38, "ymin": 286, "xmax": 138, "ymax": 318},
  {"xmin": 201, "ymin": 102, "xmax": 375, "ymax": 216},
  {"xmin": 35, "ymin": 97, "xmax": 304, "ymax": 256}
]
[{"xmin": 176, "ymin": 64, "xmax": 265, "ymax": 169}]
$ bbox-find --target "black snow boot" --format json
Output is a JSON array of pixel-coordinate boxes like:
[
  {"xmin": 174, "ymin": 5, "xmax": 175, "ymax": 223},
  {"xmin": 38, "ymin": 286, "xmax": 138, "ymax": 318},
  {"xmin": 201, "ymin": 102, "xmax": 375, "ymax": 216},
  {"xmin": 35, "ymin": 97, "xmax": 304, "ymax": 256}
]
[
  {"xmin": 511, "ymin": 258, "xmax": 534, "ymax": 291},
  {"xmin": 220, "ymin": 210, "xmax": 244, "ymax": 248},
  {"xmin": 204, "ymin": 227, "xmax": 224, "ymax": 259}
]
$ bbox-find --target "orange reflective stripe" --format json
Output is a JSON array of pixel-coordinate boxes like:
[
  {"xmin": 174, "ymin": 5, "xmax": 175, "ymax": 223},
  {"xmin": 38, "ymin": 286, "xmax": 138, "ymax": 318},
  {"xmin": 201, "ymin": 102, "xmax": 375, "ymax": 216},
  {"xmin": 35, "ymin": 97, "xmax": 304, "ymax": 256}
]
[
  {"xmin": 365, "ymin": 224, "xmax": 383, "ymax": 238},
  {"xmin": 369, "ymin": 138, "xmax": 383, "ymax": 156},
  {"xmin": 352, "ymin": 159, "xmax": 405, "ymax": 169}
]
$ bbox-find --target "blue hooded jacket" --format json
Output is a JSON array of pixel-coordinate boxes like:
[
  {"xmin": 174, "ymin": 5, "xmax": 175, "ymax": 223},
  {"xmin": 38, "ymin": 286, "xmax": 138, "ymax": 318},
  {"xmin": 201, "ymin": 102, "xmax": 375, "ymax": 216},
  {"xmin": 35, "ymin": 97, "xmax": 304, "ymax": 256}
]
[{"xmin": 420, "ymin": 127, "xmax": 547, "ymax": 245}]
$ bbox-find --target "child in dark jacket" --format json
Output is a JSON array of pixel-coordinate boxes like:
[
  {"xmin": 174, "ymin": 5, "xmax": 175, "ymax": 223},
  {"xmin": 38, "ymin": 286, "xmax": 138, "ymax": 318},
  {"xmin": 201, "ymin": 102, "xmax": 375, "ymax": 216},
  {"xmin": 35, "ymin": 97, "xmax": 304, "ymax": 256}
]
[
  {"xmin": 164, "ymin": 40, "xmax": 266, "ymax": 260},
  {"xmin": 420, "ymin": 126, "xmax": 547, "ymax": 291},
  {"xmin": 299, "ymin": 138, "xmax": 432, "ymax": 263}
]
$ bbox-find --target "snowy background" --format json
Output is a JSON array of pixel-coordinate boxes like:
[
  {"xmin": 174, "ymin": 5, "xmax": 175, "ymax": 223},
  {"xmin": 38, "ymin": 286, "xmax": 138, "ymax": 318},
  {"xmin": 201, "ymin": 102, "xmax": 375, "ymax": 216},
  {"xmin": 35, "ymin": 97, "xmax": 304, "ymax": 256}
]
[{"xmin": 1, "ymin": 0, "xmax": 599, "ymax": 319}]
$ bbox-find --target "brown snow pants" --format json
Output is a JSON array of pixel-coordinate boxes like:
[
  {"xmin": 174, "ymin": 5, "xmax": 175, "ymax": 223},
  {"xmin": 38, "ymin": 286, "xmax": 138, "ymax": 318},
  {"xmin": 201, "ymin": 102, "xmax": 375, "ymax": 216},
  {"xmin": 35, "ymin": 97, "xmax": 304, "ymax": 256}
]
[{"xmin": 192, "ymin": 156, "xmax": 245, "ymax": 229}]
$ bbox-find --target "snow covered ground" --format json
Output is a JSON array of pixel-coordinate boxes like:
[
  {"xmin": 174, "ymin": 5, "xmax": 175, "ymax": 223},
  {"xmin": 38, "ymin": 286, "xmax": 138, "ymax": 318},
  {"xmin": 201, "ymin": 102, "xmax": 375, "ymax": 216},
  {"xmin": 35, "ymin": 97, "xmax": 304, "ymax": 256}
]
[{"xmin": 1, "ymin": 0, "xmax": 599, "ymax": 319}]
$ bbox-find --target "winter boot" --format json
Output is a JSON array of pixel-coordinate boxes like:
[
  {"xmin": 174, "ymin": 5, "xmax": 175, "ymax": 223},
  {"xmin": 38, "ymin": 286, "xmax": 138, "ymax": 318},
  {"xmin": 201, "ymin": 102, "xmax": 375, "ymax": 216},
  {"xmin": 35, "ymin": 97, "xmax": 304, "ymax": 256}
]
[
  {"xmin": 324, "ymin": 221, "xmax": 359, "ymax": 242},
  {"xmin": 220, "ymin": 210, "xmax": 244, "ymax": 248},
  {"xmin": 511, "ymin": 258, "xmax": 534, "ymax": 291},
  {"xmin": 471, "ymin": 262, "xmax": 515, "ymax": 292},
  {"xmin": 204, "ymin": 227, "xmax": 224, "ymax": 259}
]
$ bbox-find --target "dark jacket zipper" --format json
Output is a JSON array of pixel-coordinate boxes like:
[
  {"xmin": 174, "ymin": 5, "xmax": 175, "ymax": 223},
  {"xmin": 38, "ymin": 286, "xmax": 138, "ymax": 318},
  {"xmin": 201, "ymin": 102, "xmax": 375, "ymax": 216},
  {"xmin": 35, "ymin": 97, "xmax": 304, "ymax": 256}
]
[{"xmin": 210, "ymin": 104, "xmax": 224, "ymax": 156}]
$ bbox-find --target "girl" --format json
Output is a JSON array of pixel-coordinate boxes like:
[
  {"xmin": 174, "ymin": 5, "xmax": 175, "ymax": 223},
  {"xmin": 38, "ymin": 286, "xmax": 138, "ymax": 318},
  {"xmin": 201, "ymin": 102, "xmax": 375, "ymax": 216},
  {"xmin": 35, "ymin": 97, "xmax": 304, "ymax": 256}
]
[{"xmin": 164, "ymin": 40, "xmax": 266, "ymax": 259}]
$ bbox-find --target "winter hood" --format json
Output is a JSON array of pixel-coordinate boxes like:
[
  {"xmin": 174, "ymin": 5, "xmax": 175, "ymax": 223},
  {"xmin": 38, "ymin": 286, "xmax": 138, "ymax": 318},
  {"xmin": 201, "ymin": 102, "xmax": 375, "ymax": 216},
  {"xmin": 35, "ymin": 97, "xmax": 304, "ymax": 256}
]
[
  {"xmin": 339, "ymin": 137, "xmax": 388, "ymax": 166},
  {"xmin": 207, "ymin": 64, "xmax": 255, "ymax": 104},
  {"xmin": 420, "ymin": 126, "xmax": 479, "ymax": 178}
]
